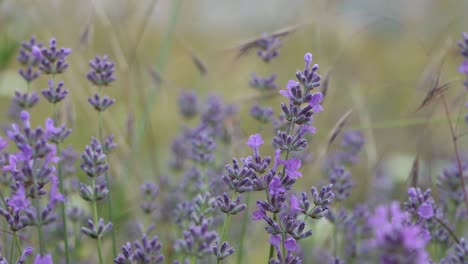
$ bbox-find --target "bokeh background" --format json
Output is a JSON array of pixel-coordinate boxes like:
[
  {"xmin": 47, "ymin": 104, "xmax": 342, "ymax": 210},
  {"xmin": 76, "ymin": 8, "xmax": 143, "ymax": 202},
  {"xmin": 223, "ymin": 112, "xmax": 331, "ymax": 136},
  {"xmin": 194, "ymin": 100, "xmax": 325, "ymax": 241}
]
[{"xmin": 1, "ymin": 0, "xmax": 468, "ymax": 262}]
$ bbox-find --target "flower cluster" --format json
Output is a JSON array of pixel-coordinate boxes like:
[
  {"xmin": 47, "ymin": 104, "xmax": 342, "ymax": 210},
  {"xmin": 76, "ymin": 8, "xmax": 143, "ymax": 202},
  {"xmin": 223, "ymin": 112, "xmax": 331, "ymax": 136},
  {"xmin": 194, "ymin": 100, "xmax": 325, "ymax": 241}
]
[
  {"xmin": 367, "ymin": 202, "xmax": 430, "ymax": 264},
  {"xmin": 3, "ymin": 27, "xmax": 468, "ymax": 264}
]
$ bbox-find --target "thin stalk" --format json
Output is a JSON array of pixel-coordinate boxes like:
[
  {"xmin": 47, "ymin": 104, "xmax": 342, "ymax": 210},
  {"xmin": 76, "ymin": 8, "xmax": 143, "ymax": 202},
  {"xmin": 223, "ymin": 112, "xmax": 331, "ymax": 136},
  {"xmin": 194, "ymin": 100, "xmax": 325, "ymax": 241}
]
[
  {"xmin": 268, "ymin": 213, "xmax": 277, "ymax": 261},
  {"xmin": 74, "ymin": 222, "xmax": 81, "ymax": 260},
  {"xmin": 441, "ymin": 95, "xmax": 468, "ymax": 212},
  {"xmin": 14, "ymin": 234, "xmax": 21, "ymax": 253},
  {"xmin": 129, "ymin": 0, "xmax": 182, "ymax": 180},
  {"xmin": 34, "ymin": 196, "xmax": 45, "ymax": 254},
  {"xmin": 217, "ymin": 192, "xmax": 236, "ymax": 264},
  {"xmin": 236, "ymin": 192, "xmax": 250, "ymax": 264},
  {"xmin": 279, "ymin": 221, "xmax": 286, "ymax": 263},
  {"xmin": 92, "ymin": 178, "xmax": 104, "ymax": 264},
  {"xmin": 97, "ymin": 85, "xmax": 117, "ymax": 257},
  {"xmin": 433, "ymin": 215, "xmax": 460, "ymax": 244},
  {"xmin": 57, "ymin": 142, "xmax": 70, "ymax": 263},
  {"xmin": 453, "ymin": 92, "xmax": 467, "ymax": 134},
  {"xmin": 9, "ymin": 233, "xmax": 15, "ymax": 264},
  {"xmin": 32, "ymin": 161, "xmax": 46, "ymax": 255},
  {"xmin": 53, "ymin": 103, "xmax": 70, "ymax": 264},
  {"xmin": 91, "ymin": 87, "xmax": 104, "ymax": 263},
  {"xmin": 2, "ymin": 221, "xmax": 7, "ymax": 256},
  {"xmin": 269, "ymin": 120, "xmax": 295, "ymax": 261},
  {"xmin": 333, "ymin": 225, "xmax": 338, "ymax": 258}
]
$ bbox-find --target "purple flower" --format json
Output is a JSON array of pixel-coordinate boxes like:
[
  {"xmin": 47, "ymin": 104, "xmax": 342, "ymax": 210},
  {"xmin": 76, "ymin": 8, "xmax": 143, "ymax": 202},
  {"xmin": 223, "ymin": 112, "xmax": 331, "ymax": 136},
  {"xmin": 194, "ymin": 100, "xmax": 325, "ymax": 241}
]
[
  {"xmin": 18, "ymin": 145, "xmax": 33, "ymax": 162},
  {"xmin": 88, "ymin": 93, "xmax": 116, "ymax": 112},
  {"xmin": 284, "ymin": 237, "xmax": 297, "ymax": 252},
  {"xmin": 250, "ymin": 104, "xmax": 274, "ymax": 123},
  {"xmin": 42, "ymin": 79, "xmax": 69, "ymax": 104},
  {"xmin": 309, "ymin": 92, "xmax": 323, "ymax": 113},
  {"xmin": 459, "ymin": 60, "xmax": 468, "ymax": 75},
  {"xmin": 20, "ymin": 111, "xmax": 30, "ymax": 128},
  {"xmin": 247, "ymin": 134, "xmax": 264, "ymax": 157},
  {"xmin": 31, "ymin": 45, "xmax": 42, "ymax": 59},
  {"xmin": 269, "ymin": 176, "xmax": 286, "ymax": 195},
  {"xmin": 3, "ymin": 155, "xmax": 17, "ymax": 172},
  {"xmin": 33, "ymin": 254, "xmax": 53, "ymax": 264},
  {"xmin": 17, "ymin": 36, "xmax": 42, "ymax": 67},
  {"xmin": 247, "ymin": 134, "xmax": 264, "ymax": 149},
  {"xmin": 177, "ymin": 90, "xmax": 199, "ymax": 119},
  {"xmin": 299, "ymin": 124, "xmax": 316, "ymax": 135},
  {"xmin": 39, "ymin": 38, "xmax": 71, "ymax": 75},
  {"xmin": 269, "ymin": 234, "xmax": 282, "ymax": 249},
  {"xmin": 49, "ymin": 175, "xmax": 64, "ymax": 205},
  {"xmin": 45, "ymin": 118, "xmax": 60, "ymax": 138},
  {"xmin": 290, "ymin": 194, "xmax": 301, "ymax": 213},
  {"xmin": 249, "ymin": 73, "xmax": 278, "ymax": 91},
  {"xmin": 369, "ymin": 202, "xmax": 430, "ymax": 264},
  {"xmin": 255, "ymin": 33, "xmax": 282, "ymax": 62},
  {"xmin": 284, "ymin": 158, "xmax": 302, "ymax": 179},
  {"xmin": 17, "ymin": 246, "xmax": 33, "ymax": 264},
  {"xmin": 279, "ymin": 80, "xmax": 299, "ymax": 99},
  {"xmin": 417, "ymin": 203, "xmax": 434, "ymax": 219},
  {"xmin": 304, "ymin": 53, "xmax": 313, "ymax": 69},
  {"xmin": 252, "ymin": 209, "xmax": 266, "ymax": 221},
  {"xmin": 8, "ymin": 183, "xmax": 30, "ymax": 212},
  {"xmin": 272, "ymin": 149, "xmax": 284, "ymax": 171},
  {"xmin": 86, "ymin": 55, "xmax": 116, "ymax": 86}
]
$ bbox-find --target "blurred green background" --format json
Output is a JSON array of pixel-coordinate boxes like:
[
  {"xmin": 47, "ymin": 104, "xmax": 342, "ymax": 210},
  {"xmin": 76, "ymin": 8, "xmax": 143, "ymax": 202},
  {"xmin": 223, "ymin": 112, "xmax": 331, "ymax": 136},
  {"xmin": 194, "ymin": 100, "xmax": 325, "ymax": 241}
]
[{"xmin": 1, "ymin": 0, "xmax": 468, "ymax": 262}]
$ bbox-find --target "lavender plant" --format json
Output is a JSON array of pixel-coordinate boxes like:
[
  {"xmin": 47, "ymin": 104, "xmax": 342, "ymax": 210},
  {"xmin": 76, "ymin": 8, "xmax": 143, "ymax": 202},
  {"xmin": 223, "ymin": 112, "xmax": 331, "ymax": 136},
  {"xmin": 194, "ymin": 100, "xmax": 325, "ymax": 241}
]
[{"xmin": 2, "ymin": 26, "xmax": 468, "ymax": 264}]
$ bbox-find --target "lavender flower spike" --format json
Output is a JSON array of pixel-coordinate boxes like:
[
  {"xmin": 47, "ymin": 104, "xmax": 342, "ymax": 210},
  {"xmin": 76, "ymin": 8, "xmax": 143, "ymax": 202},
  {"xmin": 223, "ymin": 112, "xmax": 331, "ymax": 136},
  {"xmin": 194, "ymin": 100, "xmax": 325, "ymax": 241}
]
[
  {"xmin": 87, "ymin": 55, "xmax": 116, "ymax": 86},
  {"xmin": 42, "ymin": 79, "xmax": 69, "ymax": 104},
  {"xmin": 368, "ymin": 202, "xmax": 430, "ymax": 264}
]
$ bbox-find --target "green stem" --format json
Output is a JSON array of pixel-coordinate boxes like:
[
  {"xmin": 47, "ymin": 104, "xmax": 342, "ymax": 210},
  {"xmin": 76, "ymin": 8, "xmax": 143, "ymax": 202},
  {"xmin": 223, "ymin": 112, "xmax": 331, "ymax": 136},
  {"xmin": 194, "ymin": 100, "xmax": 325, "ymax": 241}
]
[
  {"xmin": 107, "ymin": 172, "xmax": 117, "ymax": 257},
  {"xmin": 333, "ymin": 224, "xmax": 338, "ymax": 258},
  {"xmin": 269, "ymin": 121, "xmax": 295, "ymax": 262},
  {"xmin": 9, "ymin": 232, "xmax": 15, "ymax": 264},
  {"xmin": 53, "ymin": 102, "xmax": 70, "ymax": 264},
  {"xmin": 217, "ymin": 213, "xmax": 232, "ymax": 264},
  {"xmin": 32, "ymin": 160, "xmax": 46, "ymax": 255},
  {"xmin": 92, "ymin": 178, "xmax": 104, "ymax": 264},
  {"xmin": 236, "ymin": 192, "xmax": 250, "ymax": 264},
  {"xmin": 268, "ymin": 213, "xmax": 277, "ymax": 261},
  {"xmin": 34, "ymin": 197, "xmax": 45, "ymax": 254},
  {"xmin": 127, "ymin": 0, "xmax": 182, "ymax": 185},
  {"xmin": 441, "ymin": 96, "xmax": 468, "ymax": 213},
  {"xmin": 217, "ymin": 191, "xmax": 237, "ymax": 264},
  {"xmin": 74, "ymin": 221, "xmax": 81, "ymax": 260},
  {"xmin": 97, "ymin": 85, "xmax": 117, "ymax": 257},
  {"xmin": 2, "ymin": 211, "xmax": 7, "ymax": 255},
  {"xmin": 278, "ymin": 219, "xmax": 286, "ymax": 263},
  {"xmin": 57, "ymin": 142, "xmax": 70, "ymax": 264},
  {"xmin": 14, "ymin": 234, "xmax": 21, "ymax": 253}
]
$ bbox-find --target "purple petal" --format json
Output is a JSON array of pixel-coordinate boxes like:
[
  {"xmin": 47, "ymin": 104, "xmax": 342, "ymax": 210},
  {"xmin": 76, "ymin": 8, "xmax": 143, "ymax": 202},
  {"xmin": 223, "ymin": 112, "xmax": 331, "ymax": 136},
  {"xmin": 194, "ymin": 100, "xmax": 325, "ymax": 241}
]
[
  {"xmin": 34, "ymin": 254, "xmax": 53, "ymax": 264},
  {"xmin": 269, "ymin": 176, "xmax": 285, "ymax": 195},
  {"xmin": 417, "ymin": 203, "xmax": 434, "ymax": 219},
  {"xmin": 246, "ymin": 134, "xmax": 264, "ymax": 149},
  {"xmin": 459, "ymin": 60, "xmax": 468, "ymax": 74},
  {"xmin": 269, "ymin": 234, "xmax": 282, "ymax": 248},
  {"xmin": 290, "ymin": 195, "xmax": 301, "ymax": 213},
  {"xmin": 252, "ymin": 209, "xmax": 266, "ymax": 221},
  {"xmin": 284, "ymin": 237, "xmax": 297, "ymax": 252}
]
